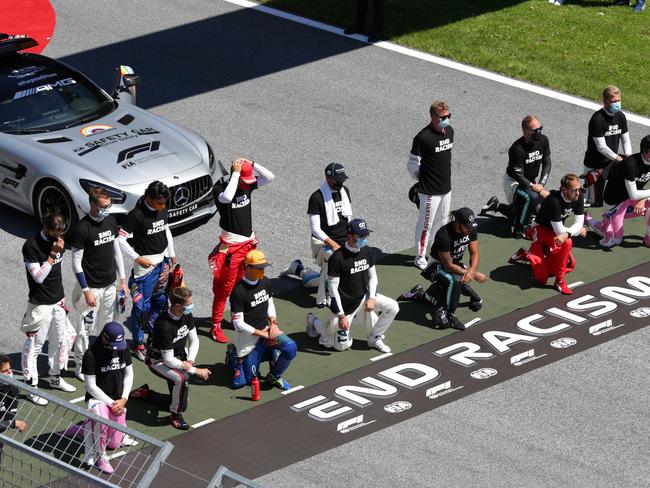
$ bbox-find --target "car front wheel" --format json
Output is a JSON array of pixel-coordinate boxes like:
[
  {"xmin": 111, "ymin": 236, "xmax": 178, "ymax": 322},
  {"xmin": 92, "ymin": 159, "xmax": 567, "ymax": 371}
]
[{"xmin": 34, "ymin": 179, "xmax": 79, "ymax": 236}]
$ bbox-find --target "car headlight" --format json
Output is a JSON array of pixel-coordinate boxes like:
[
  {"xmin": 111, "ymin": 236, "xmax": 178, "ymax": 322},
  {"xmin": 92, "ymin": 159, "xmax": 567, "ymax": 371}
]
[
  {"xmin": 79, "ymin": 179, "xmax": 127, "ymax": 204},
  {"xmin": 207, "ymin": 142, "xmax": 215, "ymax": 171}
]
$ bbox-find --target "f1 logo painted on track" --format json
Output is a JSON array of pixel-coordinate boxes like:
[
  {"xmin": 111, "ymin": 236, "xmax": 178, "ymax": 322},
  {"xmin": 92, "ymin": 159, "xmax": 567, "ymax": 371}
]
[{"xmin": 116, "ymin": 141, "xmax": 160, "ymax": 163}]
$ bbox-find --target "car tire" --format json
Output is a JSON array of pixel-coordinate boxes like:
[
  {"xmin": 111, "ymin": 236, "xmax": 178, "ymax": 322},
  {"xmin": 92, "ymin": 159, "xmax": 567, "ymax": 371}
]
[{"xmin": 34, "ymin": 179, "xmax": 79, "ymax": 237}]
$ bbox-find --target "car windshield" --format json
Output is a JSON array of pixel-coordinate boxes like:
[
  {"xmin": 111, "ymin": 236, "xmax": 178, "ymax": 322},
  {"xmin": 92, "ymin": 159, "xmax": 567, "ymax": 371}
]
[{"xmin": 0, "ymin": 54, "xmax": 116, "ymax": 134}]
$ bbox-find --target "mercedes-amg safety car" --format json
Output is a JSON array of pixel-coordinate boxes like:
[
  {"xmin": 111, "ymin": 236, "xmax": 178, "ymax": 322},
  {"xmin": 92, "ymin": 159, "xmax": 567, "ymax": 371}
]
[{"xmin": 0, "ymin": 35, "xmax": 227, "ymax": 234}]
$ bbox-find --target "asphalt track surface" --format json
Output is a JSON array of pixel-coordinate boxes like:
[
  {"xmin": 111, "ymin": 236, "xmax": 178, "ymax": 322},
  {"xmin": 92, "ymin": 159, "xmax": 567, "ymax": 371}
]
[{"xmin": 1, "ymin": 1, "xmax": 649, "ymax": 486}]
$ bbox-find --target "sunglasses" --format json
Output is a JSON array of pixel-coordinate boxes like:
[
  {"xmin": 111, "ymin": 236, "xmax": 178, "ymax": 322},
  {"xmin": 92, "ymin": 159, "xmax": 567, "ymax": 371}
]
[
  {"xmin": 436, "ymin": 113, "xmax": 451, "ymax": 120},
  {"xmin": 531, "ymin": 126, "xmax": 543, "ymax": 133}
]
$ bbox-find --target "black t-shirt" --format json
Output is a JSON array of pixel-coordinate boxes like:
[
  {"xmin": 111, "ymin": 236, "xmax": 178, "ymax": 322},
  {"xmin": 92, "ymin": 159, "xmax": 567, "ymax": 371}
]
[
  {"xmin": 411, "ymin": 124, "xmax": 454, "ymax": 195},
  {"xmin": 604, "ymin": 153, "xmax": 650, "ymax": 205},
  {"xmin": 216, "ymin": 182, "xmax": 258, "ymax": 237},
  {"xmin": 70, "ymin": 215, "xmax": 118, "ymax": 288},
  {"xmin": 328, "ymin": 246, "xmax": 375, "ymax": 315},
  {"xmin": 584, "ymin": 109, "xmax": 628, "ymax": 169},
  {"xmin": 307, "ymin": 186, "xmax": 351, "ymax": 245},
  {"xmin": 22, "ymin": 232, "xmax": 65, "ymax": 305},
  {"xmin": 535, "ymin": 190, "xmax": 584, "ymax": 228},
  {"xmin": 82, "ymin": 341, "xmax": 132, "ymax": 402},
  {"xmin": 120, "ymin": 201, "xmax": 168, "ymax": 255},
  {"xmin": 150, "ymin": 312, "xmax": 195, "ymax": 361},
  {"xmin": 506, "ymin": 135, "xmax": 551, "ymax": 189},
  {"xmin": 230, "ymin": 277, "xmax": 271, "ymax": 330},
  {"xmin": 431, "ymin": 222, "xmax": 478, "ymax": 264}
]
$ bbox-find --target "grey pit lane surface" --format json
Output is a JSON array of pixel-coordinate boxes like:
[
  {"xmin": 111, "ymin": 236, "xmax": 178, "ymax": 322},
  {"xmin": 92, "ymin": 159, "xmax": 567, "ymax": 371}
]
[{"xmin": 0, "ymin": 0, "xmax": 648, "ymax": 486}]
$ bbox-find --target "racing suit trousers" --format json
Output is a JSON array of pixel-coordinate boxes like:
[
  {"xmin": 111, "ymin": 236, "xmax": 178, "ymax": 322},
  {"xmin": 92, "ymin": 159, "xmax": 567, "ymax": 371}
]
[
  {"xmin": 311, "ymin": 236, "xmax": 334, "ymax": 305},
  {"xmin": 21, "ymin": 300, "xmax": 72, "ymax": 385},
  {"xmin": 314, "ymin": 294, "xmax": 399, "ymax": 351},
  {"xmin": 414, "ymin": 192, "xmax": 451, "ymax": 259},
  {"xmin": 598, "ymin": 198, "xmax": 650, "ymax": 241},
  {"xmin": 71, "ymin": 282, "xmax": 117, "ymax": 367},
  {"xmin": 528, "ymin": 225, "xmax": 573, "ymax": 285},
  {"xmin": 128, "ymin": 260, "xmax": 169, "ymax": 346},
  {"xmin": 210, "ymin": 239, "xmax": 256, "ymax": 328},
  {"xmin": 83, "ymin": 399, "xmax": 127, "ymax": 465},
  {"xmin": 147, "ymin": 359, "xmax": 190, "ymax": 414}
]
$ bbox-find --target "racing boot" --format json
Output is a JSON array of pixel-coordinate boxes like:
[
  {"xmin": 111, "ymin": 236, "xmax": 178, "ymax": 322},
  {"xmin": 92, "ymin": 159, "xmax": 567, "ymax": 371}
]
[
  {"xmin": 398, "ymin": 284, "xmax": 424, "ymax": 302},
  {"xmin": 210, "ymin": 324, "xmax": 228, "ymax": 343}
]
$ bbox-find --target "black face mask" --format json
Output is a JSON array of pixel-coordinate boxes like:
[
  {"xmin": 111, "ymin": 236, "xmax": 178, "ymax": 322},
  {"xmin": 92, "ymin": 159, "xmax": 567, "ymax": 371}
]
[
  {"xmin": 531, "ymin": 127, "xmax": 543, "ymax": 141},
  {"xmin": 332, "ymin": 181, "xmax": 344, "ymax": 191}
]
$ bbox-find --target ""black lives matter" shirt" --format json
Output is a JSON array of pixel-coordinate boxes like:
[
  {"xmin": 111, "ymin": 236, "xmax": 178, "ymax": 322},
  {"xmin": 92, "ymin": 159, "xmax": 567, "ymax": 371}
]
[
  {"xmin": 22, "ymin": 233, "xmax": 65, "ymax": 305},
  {"xmin": 584, "ymin": 109, "xmax": 628, "ymax": 169},
  {"xmin": 307, "ymin": 186, "xmax": 351, "ymax": 245},
  {"xmin": 411, "ymin": 124, "xmax": 454, "ymax": 195},
  {"xmin": 82, "ymin": 341, "xmax": 132, "ymax": 402},
  {"xmin": 604, "ymin": 153, "xmax": 650, "ymax": 206},
  {"xmin": 121, "ymin": 201, "xmax": 168, "ymax": 256},
  {"xmin": 535, "ymin": 190, "xmax": 584, "ymax": 228},
  {"xmin": 150, "ymin": 312, "xmax": 195, "ymax": 361},
  {"xmin": 431, "ymin": 222, "xmax": 477, "ymax": 265},
  {"xmin": 230, "ymin": 277, "xmax": 271, "ymax": 330},
  {"xmin": 216, "ymin": 182, "xmax": 258, "ymax": 237},
  {"xmin": 506, "ymin": 135, "xmax": 551, "ymax": 190},
  {"xmin": 70, "ymin": 215, "xmax": 118, "ymax": 288},
  {"xmin": 328, "ymin": 246, "xmax": 375, "ymax": 315}
]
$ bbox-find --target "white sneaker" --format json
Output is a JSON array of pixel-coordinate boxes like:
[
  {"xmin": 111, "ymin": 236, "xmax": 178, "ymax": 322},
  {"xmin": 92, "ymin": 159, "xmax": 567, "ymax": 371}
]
[
  {"xmin": 121, "ymin": 434, "xmax": 137, "ymax": 447},
  {"xmin": 414, "ymin": 256, "xmax": 427, "ymax": 270},
  {"xmin": 74, "ymin": 365, "xmax": 84, "ymax": 382},
  {"xmin": 28, "ymin": 391, "xmax": 49, "ymax": 406},
  {"xmin": 599, "ymin": 236, "xmax": 622, "ymax": 248},
  {"xmin": 305, "ymin": 313, "xmax": 319, "ymax": 338},
  {"xmin": 368, "ymin": 336, "xmax": 391, "ymax": 353},
  {"xmin": 50, "ymin": 376, "xmax": 77, "ymax": 393}
]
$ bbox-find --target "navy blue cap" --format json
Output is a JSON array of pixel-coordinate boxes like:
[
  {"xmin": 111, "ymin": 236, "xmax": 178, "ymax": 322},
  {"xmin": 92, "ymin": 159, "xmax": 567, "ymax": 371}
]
[
  {"xmin": 102, "ymin": 321, "xmax": 127, "ymax": 351},
  {"xmin": 325, "ymin": 162, "xmax": 348, "ymax": 183},
  {"xmin": 347, "ymin": 218, "xmax": 371, "ymax": 237}
]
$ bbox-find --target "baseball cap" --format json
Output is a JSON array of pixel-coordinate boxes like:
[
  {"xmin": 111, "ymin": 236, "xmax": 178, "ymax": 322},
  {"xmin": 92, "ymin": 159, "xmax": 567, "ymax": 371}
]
[
  {"xmin": 454, "ymin": 207, "xmax": 478, "ymax": 229},
  {"xmin": 239, "ymin": 160, "xmax": 257, "ymax": 184},
  {"xmin": 101, "ymin": 322, "xmax": 127, "ymax": 351},
  {"xmin": 347, "ymin": 218, "xmax": 372, "ymax": 237},
  {"xmin": 324, "ymin": 162, "xmax": 348, "ymax": 183},
  {"xmin": 244, "ymin": 249, "xmax": 271, "ymax": 268}
]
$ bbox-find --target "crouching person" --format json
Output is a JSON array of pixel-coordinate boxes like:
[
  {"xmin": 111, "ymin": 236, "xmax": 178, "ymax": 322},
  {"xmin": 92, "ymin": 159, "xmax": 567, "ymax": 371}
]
[
  {"xmin": 130, "ymin": 287, "xmax": 211, "ymax": 430},
  {"xmin": 227, "ymin": 250, "xmax": 297, "ymax": 391},
  {"xmin": 305, "ymin": 219, "xmax": 399, "ymax": 353},
  {"xmin": 400, "ymin": 208, "xmax": 488, "ymax": 331},
  {"xmin": 81, "ymin": 322, "xmax": 133, "ymax": 475}
]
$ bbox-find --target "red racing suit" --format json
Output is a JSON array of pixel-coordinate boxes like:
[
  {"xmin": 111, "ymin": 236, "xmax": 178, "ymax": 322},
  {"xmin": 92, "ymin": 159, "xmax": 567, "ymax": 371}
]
[
  {"xmin": 208, "ymin": 237, "xmax": 257, "ymax": 327},
  {"xmin": 528, "ymin": 225, "xmax": 575, "ymax": 285}
]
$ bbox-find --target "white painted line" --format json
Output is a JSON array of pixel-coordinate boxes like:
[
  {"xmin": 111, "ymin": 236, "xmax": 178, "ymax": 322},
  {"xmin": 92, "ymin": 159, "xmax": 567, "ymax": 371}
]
[
  {"xmin": 370, "ymin": 352, "xmax": 393, "ymax": 362},
  {"xmin": 107, "ymin": 451, "xmax": 126, "ymax": 461},
  {"xmin": 70, "ymin": 396, "xmax": 86, "ymax": 404},
  {"xmin": 191, "ymin": 418, "xmax": 215, "ymax": 429},
  {"xmin": 465, "ymin": 318, "xmax": 481, "ymax": 328},
  {"xmin": 568, "ymin": 281, "xmax": 584, "ymax": 288},
  {"xmin": 281, "ymin": 385, "xmax": 304, "ymax": 395},
  {"xmin": 222, "ymin": 0, "xmax": 650, "ymax": 127}
]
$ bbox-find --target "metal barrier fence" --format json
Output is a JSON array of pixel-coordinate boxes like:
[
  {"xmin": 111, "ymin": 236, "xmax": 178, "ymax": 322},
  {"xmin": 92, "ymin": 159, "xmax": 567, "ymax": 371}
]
[
  {"xmin": 207, "ymin": 466, "xmax": 263, "ymax": 488},
  {"xmin": 0, "ymin": 375, "xmax": 173, "ymax": 487}
]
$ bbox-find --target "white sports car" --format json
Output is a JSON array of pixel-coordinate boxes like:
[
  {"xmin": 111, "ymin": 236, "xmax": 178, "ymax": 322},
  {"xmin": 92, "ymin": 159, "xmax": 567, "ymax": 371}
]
[{"xmin": 0, "ymin": 35, "xmax": 227, "ymax": 234}]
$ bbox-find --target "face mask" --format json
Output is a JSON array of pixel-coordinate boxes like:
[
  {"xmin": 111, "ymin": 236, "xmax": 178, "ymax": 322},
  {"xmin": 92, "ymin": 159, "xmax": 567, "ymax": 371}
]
[
  {"xmin": 250, "ymin": 268, "xmax": 265, "ymax": 281},
  {"xmin": 532, "ymin": 128, "xmax": 542, "ymax": 141},
  {"xmin": 332, "ymin": 181, "xmax": 344, "ymax": 191},
  {"xmin": 97, "ymin": 207, "xmax": 110, "ymax": 220},
  {"xmin": 152, "ymin": 202, "xmax": 166, "ymax": 211},
  {"xmin": 182, "ymin": 304, "xmax": 194, "ymax": 315},
  {"xmin": 1, "ymin": 371, "xmax": 13, "ymax": 379},
  {"xmin": 438, "ymin": 117, "xmax": 450, "ymax": 129},
  {"xmin": 609, "ymin": 102, "xmax": 621, "ymax": 113},
  {"xmin": 356, "ymin": 238, "xmax": 368, "ymax": 248}
]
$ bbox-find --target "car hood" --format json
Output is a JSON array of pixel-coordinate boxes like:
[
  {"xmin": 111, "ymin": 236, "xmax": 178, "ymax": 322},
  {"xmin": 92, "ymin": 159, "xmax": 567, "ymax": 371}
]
[{"xmin": 26, "ymin": 109, "xmax": 204, "ymax": 186}]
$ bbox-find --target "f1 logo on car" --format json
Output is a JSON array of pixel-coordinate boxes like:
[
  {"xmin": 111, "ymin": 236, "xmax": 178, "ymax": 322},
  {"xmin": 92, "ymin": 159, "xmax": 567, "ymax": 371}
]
[{"xmin": 116, "ymin": 141, "xmax": 160, "ymax": 163}]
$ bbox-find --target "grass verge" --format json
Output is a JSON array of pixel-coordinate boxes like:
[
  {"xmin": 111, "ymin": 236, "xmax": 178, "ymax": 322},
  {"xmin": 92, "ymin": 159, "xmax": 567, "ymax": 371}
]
[{"xmin": 261, "ymin": 0, "xmax": 650, "ymax": 116}]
